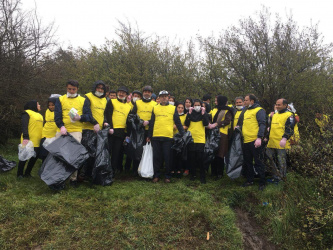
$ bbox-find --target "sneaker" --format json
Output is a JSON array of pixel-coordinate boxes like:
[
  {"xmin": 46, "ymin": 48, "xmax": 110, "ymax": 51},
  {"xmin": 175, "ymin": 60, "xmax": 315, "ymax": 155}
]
[
  {"xmin": 183, "ymin": 170, "xmax": 189, "ymax": 176},
  {"xmin": 152, "ymin": 177, "xmax": 159, "ymax": 183},
  {"xmin": 259, "ymin": 184, "xmax": 266, "ymax": 191},
  {"xmin": 242, "ymin": 182, "xmax": 254, "ymax": 187}
]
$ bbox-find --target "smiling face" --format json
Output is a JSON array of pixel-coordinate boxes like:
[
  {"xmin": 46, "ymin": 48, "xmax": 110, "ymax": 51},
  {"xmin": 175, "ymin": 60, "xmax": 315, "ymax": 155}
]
[
  {"xmin": 275, "ymin": 99, "xmax": 287, "ymax": 112},
  {"xmin": 48, "ymin": 102, "xmax": 55, "ymax": 111}
]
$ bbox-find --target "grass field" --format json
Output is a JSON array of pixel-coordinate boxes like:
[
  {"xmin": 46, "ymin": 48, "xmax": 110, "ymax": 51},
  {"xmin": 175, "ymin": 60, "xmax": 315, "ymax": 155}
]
[{"xmin": 1, "ymin": 139, "xmax": 330, "ymax": 249}]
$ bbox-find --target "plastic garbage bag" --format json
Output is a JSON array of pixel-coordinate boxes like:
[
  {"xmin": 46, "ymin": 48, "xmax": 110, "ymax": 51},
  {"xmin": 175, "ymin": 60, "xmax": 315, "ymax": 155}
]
[
  {"xmin": 45, "ymin": 134, "xmax": 89, "ymax": 169},
  {"xmin": 92, "ymin": 128, "xmax": 113, "ymax": 186},
  {"xmin": 226, "ymin": 127, "xmax": 243, "ymax": 179},
  {"xmin": 81, "ymin": 130, "xmax": 97, "ymax": 157},
  {"xmin": 0, "ymin": 155, "xmax": 16, "ymax": 172},
  {"xmin": 39, "ymin": 153, "xmax": 76, "ymax": 186},
  {"xmin": 138, "ymin": 142, "xmax": 154, "ymax": 178},
  {"xmin": 18, "ymin": 141, "xmax": 36, "ymax": 161},
  {"xmin": 172, "ymin": 131, "xmax": 193, "ymax": 160},
  {"xmin": 127, "ymin": 114, "xmax": 145, "ymax": 161},
  {"xmin": 204, "ymin": 128, "xmax": 221, "ymax": 165},
  {"xmin": 42, "ymin": 137, "xmax": 57, "ymax": 148}
]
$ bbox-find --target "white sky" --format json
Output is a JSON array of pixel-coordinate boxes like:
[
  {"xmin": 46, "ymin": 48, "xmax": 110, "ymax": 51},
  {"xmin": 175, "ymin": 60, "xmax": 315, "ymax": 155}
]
[{"xmin": 22, "ymin": 0, "xmax": 333, "ymax": 49}]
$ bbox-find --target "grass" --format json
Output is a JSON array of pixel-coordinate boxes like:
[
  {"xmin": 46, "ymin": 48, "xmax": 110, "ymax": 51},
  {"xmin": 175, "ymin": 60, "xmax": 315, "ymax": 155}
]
[{"xmin": 1, "ymin": 138, "xmax": 332, "ymax": 249}]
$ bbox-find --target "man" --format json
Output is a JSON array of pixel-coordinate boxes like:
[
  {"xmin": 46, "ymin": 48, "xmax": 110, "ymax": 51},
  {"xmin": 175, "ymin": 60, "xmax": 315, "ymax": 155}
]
[
  {"xmin": 104, "ymin": 86, "xmax": 131, "ymax": 175},
  {"xmin": 238, "ymin": 94, "xmax": 266, "ymax": 190},
  {"xmin": 202, "ymin": 94, "xmax": 212, "ymax": 105},
  {"xmin": 234, "ymin": 97, "xmax": 244, "ymax": 128},
  {"xmin": 108, "ymin": 90, "xmax": 117, "ymax": 100},
  {"xmin": 129, "ymin": 86, "xmax": 157, "ymax": 174},
  {"xmin": 266, "ymin": 98, "xmax": 295, "ymax": 184},
  {"xmin": 80, "ymin": 80, "xmax": 108, "ymax": 179},
  {"xmin": 54, "ymin": 80, "xmax": 92, "ymax": 187},
  {"xmin": 147, "ymin": 90, "xmax": 185, "ymax": 183}
]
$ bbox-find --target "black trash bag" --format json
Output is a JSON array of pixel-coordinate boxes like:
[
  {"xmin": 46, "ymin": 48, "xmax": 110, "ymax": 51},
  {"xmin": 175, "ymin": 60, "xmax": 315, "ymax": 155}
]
[
  {"xmin": 226, "ymin": 127, "xmax": 243, "ymax": 179},
  {"xmin": 204, "ymin": 128, "xmax": 221, "ymax": 165},
  {"xmin": 38, "ymin": 138, "xmax": 49, "ymax": 160},
  {"xmin": 0, "ymin": 155, "xmax": 16, "ymax": 172},
  {"xmin": 45, "ymin": 134, "xmax": 89, "ymax": 169},
  {"xmin": 127, "ymin": 114, "xmax": 145, "ymax": 161},
  {"xmin": 39, "ymin": 153, "xmax": 76, "ymax": 186},
  {"xmin": 172, "ymin": 131, "xmax": 193, "ymax": 160},
  {"xmin": 92, "ymin": 128, "xmax": 113, "ymax": 186},
  {"xmin": 81, "ymin": 130, "xmax": 97, "ymax": 157}
]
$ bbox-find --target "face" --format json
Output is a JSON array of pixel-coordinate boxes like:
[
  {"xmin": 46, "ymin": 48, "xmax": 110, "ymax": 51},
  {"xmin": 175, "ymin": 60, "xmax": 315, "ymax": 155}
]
[
  {"xmin": 194, "ymin": 101, "xmax": 201, "ymax": 107},
  {"xmin": 244, "ymin": 96, "xmax": 252, "ymax": 107},
  {"xmin": 214, "ymin": 97, "xmax": 217, "ymax": 106},
  {"xmin": 169, "ymin": 97, "xmax": 175, "ymax": 103},
  {"xmin": 143, "ymin": 90, "xmax": 152, "ymax": 99},
  {"xmin": 177, "ymin": 104, "xmax": 184, "ymax": 114},
  {"xmin": 275, "ymin": 99, "xmax": 287, "ymax": 111},
  {"xmin": 96, "ymin": 84, "xmax": 104, "ymax": 93},
  {"xmin": 156, "ymin": 97, "xmax": 160, "ymax": 104},
  {"xmin": 185, "ymin": 99, "xmax": 192, "ymax": 108},
  {"xmin": 235, "ymin": 99, "xmax": 244, "ymax": 106},
  {"xmin": 109, "ymin": 93, "xmax": 117, "ymax": 99},
  {"xmin": 67, "ymin": 84, "xmax": 78, "ymax": 95},
  {"xmin": 48, "ymin": 102, "xmax": 55, "ymax": 111},
  {"xmin": 159, "ymin": 95, "xmax": 169, "ymax": 105},
  {"xmin": 117, "ymin": 90, "xmax": 127, "ymax": 99},
  {"xmin": 37, "ymin": 102, "xmax": 41, "ymax": 111},
  {"xmin": 133, "ymin": 93, "xmax": 141, "ymax": 99}
]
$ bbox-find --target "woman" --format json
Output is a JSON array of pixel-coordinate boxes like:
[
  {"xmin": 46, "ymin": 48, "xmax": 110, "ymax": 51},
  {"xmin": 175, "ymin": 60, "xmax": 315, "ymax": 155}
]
[
  {"xmin": 185, "ymin": 99, "xmax": 209, "ymax": 183},
  {"xmin": 184, "ymin": 98, "xmax": 193, "ymax": 114},
  {"xmin": 17, "ymin": 100, "xmax": 43, "ymax": 178},
  {"xmin": 209, "ymin": 95, "xmax": 234, "ymax": 180},
  {"xmin": 169, "ymin": 96, "xmax": 176, "ymax": 106},
  {"xmin": 171, "ymin": 103, "xmax": 187, "ymax": 177}
]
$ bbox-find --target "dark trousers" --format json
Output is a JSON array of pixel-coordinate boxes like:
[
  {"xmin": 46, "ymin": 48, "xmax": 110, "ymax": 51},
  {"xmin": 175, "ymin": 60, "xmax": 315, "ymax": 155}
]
[
  {"xmin": 243, "ymin": 141, "xmax": 266, "ymax": 185},
  {"xmin": 109, "ymin": 135, "xmax": 125, "ymax": 173},
  {"xmin": 152, "ymin": 140, "xmax": 172, "ymax": 179},
  {"xmin": 17, "ymin": 147, "xmax": 40, "ymax": 177},
  {"xmin": 211, "ymin": 156, "xmax": 224, "ymax": 176},
  {"xmin": 171, "ymin": 150, "xmax": 183, "ymax": 172},
  {"xmin": 189, "ymin": 150, "xmax": 205, "ymax": 181}
]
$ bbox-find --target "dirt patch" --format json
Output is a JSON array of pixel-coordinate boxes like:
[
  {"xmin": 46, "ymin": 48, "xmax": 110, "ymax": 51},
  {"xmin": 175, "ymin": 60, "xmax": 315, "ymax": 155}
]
[{"xmin": 235, "ymin": 208, "xmax": 277, "ymax": 250}]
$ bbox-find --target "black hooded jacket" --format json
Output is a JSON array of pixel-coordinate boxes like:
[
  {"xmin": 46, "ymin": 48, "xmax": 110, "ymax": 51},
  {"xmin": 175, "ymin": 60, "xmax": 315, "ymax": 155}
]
[{"xmin": 21, "ymin": 100, "xmax": 39, "ymax": 140}]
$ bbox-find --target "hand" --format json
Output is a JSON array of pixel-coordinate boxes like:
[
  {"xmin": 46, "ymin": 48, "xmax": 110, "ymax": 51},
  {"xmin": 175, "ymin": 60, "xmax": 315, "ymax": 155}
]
[
  {"xmin": 104, "ymin": 123, "xmax": 109, "ymax": 127},
  {"xmin": 93, "ymin": 124, "xmax": 100, "ymax": 133},
  {"xmin": 254, "ymin": 138, "xmax": 262, "ymax": 148},
  {"xmin": 173, "ymin": 124, "xmax": 177, "ymax": 130},
  {"xmin": 60, "ymin": 126, "xmax": 67, "ymax": 135},
  {"xmin": 188, "ymin": 107, "xmax": 193, "ymax": 114},
  {"xmin": 146, "ymin": 137, "xmax": 151, "ymax": 143},
  {"xmin": 264, "ymin": 138, "xmax": 268, "ymax": 142},
  {"xmin": 270, "ymin": 112, "xmax": 274, "ymax": 117},
  {"xmin": 183, "ymin": 126, "xmax": 188, "ymax": 130},
  {"xmin": 72, "ymin": 114, "xmax": 81, "ymax": 121},
  {"xmin": 127, "ymin": 94, "xmax": 132, "ymax": 103},
  {"xmin": 279, "ymin": 138, "xmax": 287, "ymax": 148},
  {"xmin": 201, "ymin": 107, "xmax": 206, "ymax": 115},
  {"xmin": 143, "ymin": 120, "xmax": 149, "ymax": 126},
  {"xmin": 109, "ymin": 129, "xmax": 114, "ymax": 135},
  {"xmin": 22, "ymin": 139, "xmax": 29, "ymax": 146},
  {"xmin": 208, "ymin": 123, "xmax": 217, "ymax": 129}
]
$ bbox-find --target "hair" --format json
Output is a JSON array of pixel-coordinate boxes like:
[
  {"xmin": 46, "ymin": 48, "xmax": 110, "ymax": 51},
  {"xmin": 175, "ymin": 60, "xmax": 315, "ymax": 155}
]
[
  {"xmin": 193, "ymin": 98, "xmax": 203, "ymax": 107},
  {"xmin": 184, "ymin": 97, "xmax": 193, "ymax": 105},
  {"xmin": 202, "ymin": 94, "xmax": 212, "ymax": 101},
  {"xmin": 281, "ymin": 98, "xmax": 288, "ymax": 105},
  {"xmin": 245, "ymin": 94, "xmax": 257, "ymax": 103},
  {"xmin": 235, "ymin": 96, "xmax": 244, "ymax": 102},
  {"xmin": 176, "ymin": 102, "xmax": 184, "ymax": 108},
  {"xmin": 66, "ymin": 80, "xmax": 79, "ymax": 88},
  {"xmin": 109, "ymin": 90, "xmax": 117, "ymax": 94},
  {"xmin": 169, "ymin": 96, "xmax": 176, "ymax": 102}
]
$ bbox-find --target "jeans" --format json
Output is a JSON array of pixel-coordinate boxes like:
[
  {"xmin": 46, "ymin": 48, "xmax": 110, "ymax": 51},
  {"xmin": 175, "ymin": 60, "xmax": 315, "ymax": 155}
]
[
  {"xmin": 265, "ymin": 148, "xmax": 287, "ymax": 181},
  {"xmin": 152, "ymin": 140, "xmax": 172, "ymax": 179}
]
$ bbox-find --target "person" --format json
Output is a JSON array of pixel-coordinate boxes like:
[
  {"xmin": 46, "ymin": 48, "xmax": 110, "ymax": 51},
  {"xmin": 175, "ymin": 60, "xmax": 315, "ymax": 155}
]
[
  {"xmin": 54, "ymin": 80, "xmax": 92, "ymax": 187},
  {"xmin": 39, "ymin": 95, "xmax": 60, "ymax": 161},
  {"xmin": 108, "ymin": 90, "xmax": 117, "ymax": 100},
  {"xmin": 288, "ymin": 103, "xmax": 300, "ymax": 145},
  {"xmin": 238, "ymin": 94, "xmax": 266, "ymax": 190},
  {"xmin": 169, "ymin": 96, "xmax": 176, "ymax": 106},
  {"xmin": 266, "ymin": 98, "xmax": 295, "ymax": 184},
  {"xmin": 147, "ymin": 90, "xmax": 185, "ymax": 183},
  {"xmin": 185, "ymin": 99, "xmax": 209, "ymax": 183},
  {"xmin": 104, "ymin": 86, "xmax": 131, "ymax": 175},
  {"xmin": 209, "ymin": 96, "xmax": 234, "ymax": 180},
  {"xmin": 127, "ymin": 86, "xmax": 157, "ymax": 174},
  {"xmin": 233, "ymin": 97, "xmax": 244, "ymax": 128},
  {"xmin": 17, "ymin": 100, "xmax": 43, "ymax": 178},
  {"xmin": 171, "ymin": 102, "xmax": 187, "ymax": 177},
  {"xmin": 184, "ymin": 98, "xmax": 193, "ymax": 114},
  {"xmin": 128, "ymin": 90, "xmax": 142, "ymax": 111},
  {"xmin": 80, "ymin": 80, "xmax": 108, "ymax": 180},
  {"xmin": 315, "ymin": 112, "xmax": 330, "ymax": 135},
  {"xmin": 202, "ymin": 94, "xmax": 212, "ymax": 105},
  {"xmin": 151, "ymin": 93, "xmax": 157, "ymax": 102}
]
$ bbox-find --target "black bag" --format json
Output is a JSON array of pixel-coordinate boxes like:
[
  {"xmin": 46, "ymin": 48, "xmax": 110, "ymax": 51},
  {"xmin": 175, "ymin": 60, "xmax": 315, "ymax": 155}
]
[
  {"xmin": 81, "ymin": 130, "xmax": 97, "ymax": 157},
  {"xmin": 92, "ymin": 128, "xmax": 113, "ymax": 186},
  {"xmin": 45, "ymin": 134, "xmax": 89, "ymax": 169},
  {"xmin": 0, "ymin": 155, "xmax": 16, "ymax": 172},
  {"xmin": 172, "ymin": 131, "xmax": 193, "ymax": 161},
  {"xmin": 203, "ymin": 128, "xmax": 221, "ymax": 165},
  {"xmin": 226, "ymin": 127, "xmax": 243, "ymax": 179},
  {"xmin": 127, "ymin": 114, "xmax": 145, "ymax": 161}
]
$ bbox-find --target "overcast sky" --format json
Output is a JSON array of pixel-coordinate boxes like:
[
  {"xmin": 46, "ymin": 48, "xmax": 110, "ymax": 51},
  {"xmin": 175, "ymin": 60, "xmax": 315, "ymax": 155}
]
[{"xmin": 22, "ymin": 0, "xmax": 333, "ymax": 49}]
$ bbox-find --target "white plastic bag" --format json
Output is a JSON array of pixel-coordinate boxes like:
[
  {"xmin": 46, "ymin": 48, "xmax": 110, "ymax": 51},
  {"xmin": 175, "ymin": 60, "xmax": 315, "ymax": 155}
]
[
  {"xmin": 42, "ymin": 137, "xmax": 57, "ymax": 148},
  {"xmin": 138, "ymin": 142, "xmax": 154, "ymax": 178},
  {"xmin": 68, "ymin": 108, "xmax": 78, "ymax": 123},
  {"xmin": 18, "ymin": 141, "xmax": 36, "ymax": 161}
]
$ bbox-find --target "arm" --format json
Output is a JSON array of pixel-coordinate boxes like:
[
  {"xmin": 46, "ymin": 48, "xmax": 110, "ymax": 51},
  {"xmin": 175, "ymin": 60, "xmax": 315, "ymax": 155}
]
[
  {"xmin": 174, "ymin": 111, "xmax": 185, "ymax": 135},
  {"xmin": 256, "ymin": 109, "xmax": 266, "ymax": 138},
  {"xmin": 202, "ymin": 113, "xmax": 209, "ymax": 127},
  {"xmin": 217, "ymin": 111, "xmax": 232, "ymax": 128},
  {"xmin": 83, "ymin": 96, "xmax": 98, "ymax": 125},
  {"xmin": 131, "ymin": 103, "xmax": 137, "ymax": 115},
  {"xmin": 54, "ymin": 98, "xmax": 64, "ymax": 128},
  {"xmin": 283, "ymin": 115, "xmax": 295, "ymax": 139},
  {"xmin": 147, "ymin": 112, "xmax": 155, "ymax": 139},
  {"xmin": 104, "ymin": 99, "xmax": 114, "ymax": 129},
  {"xmin": 184, "ymin": 114, "xmax": 191, "ymax": 127},
  {"xmin": 21, "ymin": 112, "xmax": 30, "ymax": 140}
]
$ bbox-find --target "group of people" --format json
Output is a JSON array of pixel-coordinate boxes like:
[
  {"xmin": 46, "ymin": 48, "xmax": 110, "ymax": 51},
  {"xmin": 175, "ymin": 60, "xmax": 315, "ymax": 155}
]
[{"xmin": 18, "ymin": 79, "xmax": 301, "ymax": 190}]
